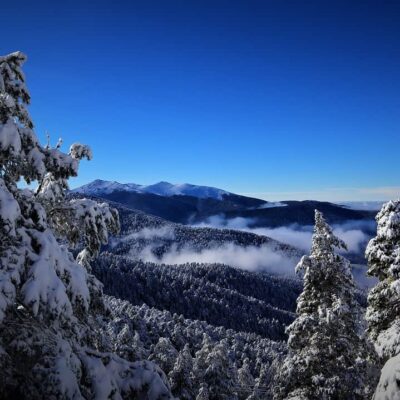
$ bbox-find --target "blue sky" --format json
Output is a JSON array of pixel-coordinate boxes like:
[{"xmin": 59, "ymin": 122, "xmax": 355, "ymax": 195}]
[{"xmin": 1, "ymin": 0, "xmax": 399, "ymax": 201}]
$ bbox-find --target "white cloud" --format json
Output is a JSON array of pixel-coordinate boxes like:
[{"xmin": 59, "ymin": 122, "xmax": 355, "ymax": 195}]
[
  {"xmin": 117, "ymin": 215, "xmax": 374, "ymax": 281},
  {"xmin": 339, "ymin": 201, "xmax": 384, "ymax": 211},
  {"xmin": 136, "ymin": 242, "xmax": 297, "ymax": 275},
  {"xmin": 111, "ymin": 225, "xmax": 175, "ymax": 247},
  {"xmin": 195, "ymin": 215, "xmax": 373, "ymax": 254},
  {"xmin": 252, "ymin": 226, "xmax": 313, "ymax": 252}
]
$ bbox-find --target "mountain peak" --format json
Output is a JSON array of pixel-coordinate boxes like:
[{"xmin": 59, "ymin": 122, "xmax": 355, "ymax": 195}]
[{"xmin": 72, "ymin": 179, "xmax": 231, "ymax": 200}]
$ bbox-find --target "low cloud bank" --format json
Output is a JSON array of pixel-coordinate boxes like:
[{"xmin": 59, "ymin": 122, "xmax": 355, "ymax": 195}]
[
  {"xmin": 194, "ymin": 215, "xmax": 375, "ymax": 254},
  {"xmin": 114, "ymin": 216, "xmax": 376, "ymax": 281},
  {"xmin": 117, "ymin": 224, "xmax": 299, "ymax": 275},
  {"xmin": 339, "ymin": 201, "xmax": 384, "ymax": 211},
  {"xmin": 135, "ymin": 242, "xmax": 297, "ymax": 275},
  {"xmin": 252, "ymin": 226, "xmax": 313, "ymax": 252},
  {"xmin": 111, "ymin": 226, "xmax": 175, "ymax": 247},
  {"xmin": 253, "ymin": 202, "xmax": 288, "ymax": 210}
]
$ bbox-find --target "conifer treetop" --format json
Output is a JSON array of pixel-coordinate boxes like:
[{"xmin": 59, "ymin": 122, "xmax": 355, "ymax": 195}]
[
  {"xmin": 310, "ymin": 209, "xmax": 347, "ymax": 259},
  {"xmin": 0, "ymin": 51, "xmax": 31, "ymax": 128}
]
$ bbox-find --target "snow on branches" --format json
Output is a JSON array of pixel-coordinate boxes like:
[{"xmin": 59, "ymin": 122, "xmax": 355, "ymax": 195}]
[
  {"xmin": 366, "ymin": 200, "xmax": 400, "ymax": 359},
  {"xmin": 0, "ymin": 50, "xmax": 115, "ymax": 322},
  {"xmin": 366, "ymin": 200, "xmax": 400, "ymax": 399},
  {"xmin": 274, "ymin": 210, "xmax": 377, "ymax": 400},
  {"xmin": 0, "ymin": 51, "xmax": 172, "ymax": 399}
]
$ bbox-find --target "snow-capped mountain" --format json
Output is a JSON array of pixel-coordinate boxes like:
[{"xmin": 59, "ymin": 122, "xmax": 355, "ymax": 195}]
[
  {"xmin": 73, "ymin": 179, "xmax": 230, "ymax": 200},
  {"xmin": 72, "ymin": 179, "xmax": 141, "ymax": 195},
  {"xmin": 72, "ymin": 180, "xmax": 378, "ymax": 229}
]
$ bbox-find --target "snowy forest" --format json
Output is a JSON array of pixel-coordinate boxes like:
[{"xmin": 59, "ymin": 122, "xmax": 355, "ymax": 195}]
[{"xmin": 1, "ymin": 52, "xmax": 400, "ymax": 400}]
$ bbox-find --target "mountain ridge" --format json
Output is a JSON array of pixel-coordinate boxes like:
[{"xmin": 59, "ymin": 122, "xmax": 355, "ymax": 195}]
[
  {"xmin": 71, "ymin": 180, "xmax": 376, "ymax": 228},
  {"xmin": 73, "ymin": 179, "xmax": 233, "ymax": 200}
]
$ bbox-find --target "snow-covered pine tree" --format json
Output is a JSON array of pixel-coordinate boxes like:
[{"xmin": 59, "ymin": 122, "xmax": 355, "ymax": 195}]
[
  {"xmin": 237, "ymin": 358, "xmax": 255, "ymax": 400},
  {"xmin": 366, "ymin": 200, "xmax": 400, "ymax": 359},
  {"xmin": 112, "ymin": 321, "xmax": 148, "ymax": 361},
  {"xmin": 193, "ymin": 333, "xmax": 215, "ymax": 387},
  {"xmin": 196, "ymin": 383, "xmax": 210, "ymax": 400},
  {"xmin": 274, "ymin": 210, "xmax": 377, "ymax": 400},
  {"xmin": 168, "ymin": 343, "xmax": 195, "ymax": 400},
  {"xmin": 365, "ymin": 200, "xmax": 400, "ymax": 398},
  {"xmin": 0, "ymin": 51, "xmax": 172, "ymax": 399},
  {"xmin": 251, "ymin": 363, "xmax": 269, "ymax": 399},
  {"xmin": 149, "ymin": 337, "xmax": 179, "ymax": 375},
  {"xmin": 203, "ymin": 339, "xmax": 239, "ymax": 400}
]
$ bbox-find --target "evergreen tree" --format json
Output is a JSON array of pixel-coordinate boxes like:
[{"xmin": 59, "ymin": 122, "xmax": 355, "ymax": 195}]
[
  {"xmin": 149, "ymin": 337, "xmax": 178, "ymax": 375},
  {"xmin": 365, "ymin": 200, "xmax": 400, "ymax": 399},
  {"xmin": 203, "ymin": 339, "xmax": 239, "ymax": 400},
  {"xmin": 238, "ymin": 358, "xmax": 255, "ymax": 400},
  {"xmin": 254, "ymin": 363, "xmax": 272, "ymax": 399},
  {"xmin": 366, "ymin": 200, "xmax": 400, "ymax": 359},
  {"xmin": 0, "ymin": 51, "xmax": 172, "ymax": 399},
  {"xmin": 113, "ymin": 323, "xmax": 148, "ymax": 361},
  {"xmin": 274, "ymin": 210, "xmax": 377, "ymax": 400},
  {"xmin": 193, "ymin": 333, "xmax": 215, "ymax": 385},
  {"xmin": 196, "ymin": 384, "xmax": 210, "ymax": 400},
  {"xmin": 169, "ymin": 344, "xmax": 195, "ymax": 400}
]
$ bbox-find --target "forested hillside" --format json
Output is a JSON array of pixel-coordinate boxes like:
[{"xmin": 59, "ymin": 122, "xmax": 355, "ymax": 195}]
[
  {"xmin": 105, "ymin": 295, "xmax": 286, "ymax": 399},
  {"xmin": 95, "ymin": 255, "xmax": 299, "ymax": 340}
]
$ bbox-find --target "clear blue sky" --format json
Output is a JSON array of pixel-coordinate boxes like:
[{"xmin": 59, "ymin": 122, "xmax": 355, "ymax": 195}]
[{"xmin": 1, "ymin": 0, "xmax": 399, "ymax": 201}]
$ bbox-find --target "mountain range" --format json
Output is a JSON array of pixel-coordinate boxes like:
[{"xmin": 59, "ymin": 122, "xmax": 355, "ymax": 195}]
[
  {"xmin": 73, "ymin": 179, "xmax": 231, "ymax": 200},
  {"xmin": 72, "ymin": 179, "xmax": 377, "ymax": 226}
]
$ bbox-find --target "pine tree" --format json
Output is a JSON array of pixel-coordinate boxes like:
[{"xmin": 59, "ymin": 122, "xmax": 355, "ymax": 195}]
[
  {"xmin": 254, "ymin": 363, "xmax": 272, "ymax": 399},
  {"xmin": 193, "ymin": 333, "xmax": 215, "ymax": 386},
  {"xmin": 113, "ymin": 323, "xmax": 148, "ymax": 361},
  {"xmin": 365, "ymin": 200, "xmax": 400, "ymax": 398},
  {"xmin": 196, "ymin": 383, "xmax": 210, "ymax": 400},
  {"xmin": 203, "ymin": 339, "xmax": 239, "ymax": 400},
  {"xmin": 0, "ymin": 51, "xmax": 172, "ymax": 399},
  {"xmin": 366, "ymin": 200, "xmax": 400, "ymax": 359},
  {"xmin": 149, "ymin": 337, "xmax": 179, "ymax": 375},
  {"xmin": 274, "ymin": 210, "xmax": 377, "ymax": 400},
  {"xmin": 169, "ymin": 344, "xmax": 195, "ymax": 400},
  {"xmin": 238, "ymin": 358, "xmax": 255, "ymax": 400}
]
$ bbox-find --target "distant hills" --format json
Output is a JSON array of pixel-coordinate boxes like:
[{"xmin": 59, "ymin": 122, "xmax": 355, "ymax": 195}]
[
  {"xmin": 93, "ymin": 201, "xmax": 302, "ymax": 340},
  {"xmin": 90, "ymin": 200, "xmax": 368, "ymax": 341},
  {"xmin": 72, "ymin": 179, "xmax": 377, "ymax": 226}
]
